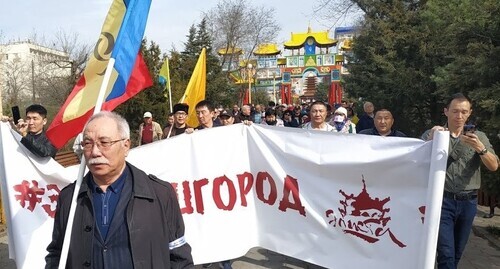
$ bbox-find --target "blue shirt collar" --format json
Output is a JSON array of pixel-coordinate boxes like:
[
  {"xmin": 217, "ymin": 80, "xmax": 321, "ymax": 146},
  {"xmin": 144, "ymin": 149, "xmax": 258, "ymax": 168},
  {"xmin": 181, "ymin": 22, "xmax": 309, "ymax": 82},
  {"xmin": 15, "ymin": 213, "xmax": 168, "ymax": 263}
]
[{"xmin": 90, "ymin": 167, "xmax": 128, "ymax": 194}]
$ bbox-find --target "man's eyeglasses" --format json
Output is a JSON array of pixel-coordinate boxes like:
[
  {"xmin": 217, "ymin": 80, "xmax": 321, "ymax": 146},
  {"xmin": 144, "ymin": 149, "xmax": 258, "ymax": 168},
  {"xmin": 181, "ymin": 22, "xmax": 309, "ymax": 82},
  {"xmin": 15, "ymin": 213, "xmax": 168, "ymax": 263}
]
[
  {"xmin": 80, "ymin": 139, "xmax": 126, "ymax": 150},
  {"xmin": 174, "ymin": 112, "xmax": 187, "ymax": 117}
]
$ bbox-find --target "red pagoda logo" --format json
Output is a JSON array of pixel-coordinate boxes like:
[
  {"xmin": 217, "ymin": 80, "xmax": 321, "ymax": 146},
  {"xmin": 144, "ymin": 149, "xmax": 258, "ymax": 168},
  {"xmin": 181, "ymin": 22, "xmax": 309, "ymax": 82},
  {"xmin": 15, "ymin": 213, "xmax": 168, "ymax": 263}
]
[{"xmin": 325, "ymin": 176, "xmax": 406, "ymax": 248}]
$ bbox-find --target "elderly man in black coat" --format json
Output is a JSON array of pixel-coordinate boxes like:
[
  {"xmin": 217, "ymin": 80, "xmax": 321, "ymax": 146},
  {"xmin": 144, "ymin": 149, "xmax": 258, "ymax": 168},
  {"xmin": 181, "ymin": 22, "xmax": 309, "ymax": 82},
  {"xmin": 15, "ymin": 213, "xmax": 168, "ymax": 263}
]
[{"xmin": 45, "ymin": 111, "xmax": 193, "ymax": 269}]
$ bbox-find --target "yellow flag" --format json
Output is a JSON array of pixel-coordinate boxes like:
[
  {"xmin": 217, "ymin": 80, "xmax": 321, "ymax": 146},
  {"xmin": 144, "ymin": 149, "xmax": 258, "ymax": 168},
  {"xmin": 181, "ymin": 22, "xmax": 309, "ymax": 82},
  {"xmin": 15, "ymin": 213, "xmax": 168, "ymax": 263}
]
[
  {"xmin": 159, "ymin": 58, "xmax": 173, "ymax": 112},
  {"xmin": 180, "ymin": 48, "xmax": 206, "ymax": 127},
  {"xmin": 159, "ymin": 58, "xmax": 170, "ymax": 86}
]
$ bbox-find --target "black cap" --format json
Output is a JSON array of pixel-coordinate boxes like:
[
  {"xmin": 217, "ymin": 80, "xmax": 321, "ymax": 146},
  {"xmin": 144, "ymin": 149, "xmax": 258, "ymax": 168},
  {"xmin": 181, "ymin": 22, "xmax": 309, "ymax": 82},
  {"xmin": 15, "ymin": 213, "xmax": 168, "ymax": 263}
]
[
  {"xmin": 173, "ymin": 103, "xmax": 189, "ymax": 114},
  {"xmin": 265, "ymin": 108, "xmax": 276, "ymax": 116},
  {"xmin": 220, "ymin": 110, "xmax": 232, "ymax": 118}
]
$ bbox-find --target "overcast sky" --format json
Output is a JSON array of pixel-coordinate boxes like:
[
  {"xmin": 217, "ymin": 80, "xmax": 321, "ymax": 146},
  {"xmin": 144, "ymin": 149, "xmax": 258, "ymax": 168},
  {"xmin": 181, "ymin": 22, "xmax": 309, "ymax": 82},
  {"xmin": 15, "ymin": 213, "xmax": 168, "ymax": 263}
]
[{"xmin": 0, "ymin": 0, "xmax": 358, "ymax": 53}]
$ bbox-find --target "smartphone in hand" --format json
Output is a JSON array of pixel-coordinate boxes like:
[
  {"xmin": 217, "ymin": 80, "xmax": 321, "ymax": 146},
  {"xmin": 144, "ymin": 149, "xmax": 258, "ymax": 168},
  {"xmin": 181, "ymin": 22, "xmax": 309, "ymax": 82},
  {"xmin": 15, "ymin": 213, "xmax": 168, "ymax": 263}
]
[
  {"xmin": 11, "ymin": 106, "xmax": 21, "ymax": 124},
  {"xmin": 463, "ymin": 124, "xmax": 476, "ymax": 133}
]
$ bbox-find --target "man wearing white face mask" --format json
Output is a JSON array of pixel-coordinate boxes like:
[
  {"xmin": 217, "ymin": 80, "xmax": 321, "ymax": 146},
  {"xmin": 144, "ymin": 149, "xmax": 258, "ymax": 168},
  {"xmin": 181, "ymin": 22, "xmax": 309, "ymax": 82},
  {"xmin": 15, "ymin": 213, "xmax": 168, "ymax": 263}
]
[{"xmin": 330, "ymin": 107, "xmax": 356, "ymax": 134}]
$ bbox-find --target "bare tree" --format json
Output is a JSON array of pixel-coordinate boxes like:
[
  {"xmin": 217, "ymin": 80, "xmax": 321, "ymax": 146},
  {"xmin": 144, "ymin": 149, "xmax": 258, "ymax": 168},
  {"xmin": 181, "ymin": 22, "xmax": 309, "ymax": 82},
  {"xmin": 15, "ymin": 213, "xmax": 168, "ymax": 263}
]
[
  {"xmin": 205, "ymin": 0, "xmax": 280, "ymax": 70},
  {"xmin": 313, "ymin": 0, "xmax": 364, "ymax": 30},
  {"xmin": 0, "ymin": 30, "xmax": 91, "ymax": 116},
  {"xmin": 3, "ymin": 59, "xmax": 31, "ymax": 108},
  {"xmin": 52, "ymin": 30, "xmax": 91, "ymax": 81},
  {"xmin": 37, "ymin": 30, "xmax": 91, "ymax": 106}
]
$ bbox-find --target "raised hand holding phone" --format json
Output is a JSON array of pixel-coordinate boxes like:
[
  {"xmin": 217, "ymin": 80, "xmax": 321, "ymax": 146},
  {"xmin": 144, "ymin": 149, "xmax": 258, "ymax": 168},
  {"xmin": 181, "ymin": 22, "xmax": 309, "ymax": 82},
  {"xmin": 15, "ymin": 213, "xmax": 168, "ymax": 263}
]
[
  {"xmin": 11, "ymin": 105, "xmax": 21, "ymax": 125},
  {"xmin": 11, "ymin": 106, "xmax": 27, "ymax": 132}
]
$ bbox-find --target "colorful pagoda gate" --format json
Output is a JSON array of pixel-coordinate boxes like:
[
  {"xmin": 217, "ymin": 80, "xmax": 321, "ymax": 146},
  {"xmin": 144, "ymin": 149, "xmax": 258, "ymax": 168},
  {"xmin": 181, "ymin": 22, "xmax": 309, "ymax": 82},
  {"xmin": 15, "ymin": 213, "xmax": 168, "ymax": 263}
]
[{"xmin": 223, "ymin": 26, "xmax": 356, "ymax": 105}]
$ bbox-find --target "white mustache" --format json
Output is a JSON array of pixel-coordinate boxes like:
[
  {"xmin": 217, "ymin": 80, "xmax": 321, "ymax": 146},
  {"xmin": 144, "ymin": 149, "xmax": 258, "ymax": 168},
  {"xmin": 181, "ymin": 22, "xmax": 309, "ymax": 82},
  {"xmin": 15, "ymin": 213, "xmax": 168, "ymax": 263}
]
[{"xmin": 87, "ymin": 157, "xmax": 110, "ymax": 165}]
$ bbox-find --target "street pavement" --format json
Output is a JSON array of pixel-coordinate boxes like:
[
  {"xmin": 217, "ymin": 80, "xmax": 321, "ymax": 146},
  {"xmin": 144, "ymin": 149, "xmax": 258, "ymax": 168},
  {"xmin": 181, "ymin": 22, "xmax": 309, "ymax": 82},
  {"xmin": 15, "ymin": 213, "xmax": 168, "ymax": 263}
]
[{"xmin": 1, "ymin": 205, "xmax": 499, "ymax": 269}]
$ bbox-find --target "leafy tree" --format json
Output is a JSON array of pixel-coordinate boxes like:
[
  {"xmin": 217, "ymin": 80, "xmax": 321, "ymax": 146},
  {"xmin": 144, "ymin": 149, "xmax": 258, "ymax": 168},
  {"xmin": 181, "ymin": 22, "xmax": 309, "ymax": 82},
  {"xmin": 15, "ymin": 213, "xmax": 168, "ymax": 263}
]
[
  {"xmin": 251, "ymin": 89, "xmax": 271, "ymax": 107},
  {"xmin": 342, "ymin": 0, "xmax": 456, "ymax": 136},
  {"xmin": 424, "ymin": 0, "xmax": 500, "ymax": 195},
  {"xmin": 166, "ymin": 49, "xmax": 186, "ymax": 106},
  {"xmin": 315, "ymin": 83, "xmax": 329, "ymax": 103},
  {"xmin": 177, "ymin": 18, "xmax": 232, "ymax": 108},
  {"xmin": 327, "ymin": 0, "xmax": 499, "ymax": 194},
  {"xmin": 425, "ymin": 0, "xmax": 500, "ymax": 127}
]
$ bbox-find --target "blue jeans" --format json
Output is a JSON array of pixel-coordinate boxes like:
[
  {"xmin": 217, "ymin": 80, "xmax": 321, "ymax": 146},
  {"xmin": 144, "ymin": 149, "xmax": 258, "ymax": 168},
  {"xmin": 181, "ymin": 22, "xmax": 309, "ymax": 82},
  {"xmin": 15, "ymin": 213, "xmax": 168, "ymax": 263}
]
[
  {"xmin": 436, "ymin": 197, "xmax": 477, "ymax": 269},
  {"xmin": 202, "ymin": 260, "xmax": 232, "ymax": 269},
  {"xmin": 220, "ymin": 260, "xmax": 232, "ymax": 269}
]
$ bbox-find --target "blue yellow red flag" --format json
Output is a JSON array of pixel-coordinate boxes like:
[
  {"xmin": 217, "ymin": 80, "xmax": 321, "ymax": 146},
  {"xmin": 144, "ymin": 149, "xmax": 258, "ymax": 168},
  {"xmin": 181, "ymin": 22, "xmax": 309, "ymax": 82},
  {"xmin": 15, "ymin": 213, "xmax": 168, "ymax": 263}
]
[
  {"xmin": 180, "ymin": 48, "xmax": 206, "ymax": 127},
  {"xmin": 46, "ymin": 0, "xmax": 153, "ymax": 149}
]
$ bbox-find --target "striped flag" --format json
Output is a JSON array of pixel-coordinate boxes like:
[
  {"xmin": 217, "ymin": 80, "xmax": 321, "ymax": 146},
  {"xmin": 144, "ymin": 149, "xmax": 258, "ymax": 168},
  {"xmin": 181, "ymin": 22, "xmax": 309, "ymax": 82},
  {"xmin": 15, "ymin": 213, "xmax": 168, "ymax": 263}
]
[{"xmin": 46, "ymin": 0, "xmax": 153, "ymax": 149}]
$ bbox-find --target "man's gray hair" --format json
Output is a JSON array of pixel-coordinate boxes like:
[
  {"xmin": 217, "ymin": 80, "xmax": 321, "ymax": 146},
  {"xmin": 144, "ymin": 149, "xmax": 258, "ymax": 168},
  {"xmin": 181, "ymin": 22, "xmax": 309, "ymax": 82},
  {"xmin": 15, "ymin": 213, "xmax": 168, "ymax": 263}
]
[
  {"xmin": 84, "ymin": 111, "xmax": 130, "ymax": 139},
  {"xmin": 363, "ymin": 101, "xmax": 373, "ymax": 109}
]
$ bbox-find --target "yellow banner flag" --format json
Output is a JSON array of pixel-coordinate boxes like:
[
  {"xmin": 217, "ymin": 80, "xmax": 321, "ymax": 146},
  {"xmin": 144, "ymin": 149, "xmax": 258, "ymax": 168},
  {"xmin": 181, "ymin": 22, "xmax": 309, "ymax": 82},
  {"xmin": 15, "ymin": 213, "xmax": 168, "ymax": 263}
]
[
  {"xmin": 180, "ymin": 48, "xmax": 206, "ymax": 127},
  {"xmin": 159, "ymin": 58, "xmax": 173, "ymax": 112},
  {"xmin": 159, "ymin": 58, "xmax": 170, "ymax": 86}
]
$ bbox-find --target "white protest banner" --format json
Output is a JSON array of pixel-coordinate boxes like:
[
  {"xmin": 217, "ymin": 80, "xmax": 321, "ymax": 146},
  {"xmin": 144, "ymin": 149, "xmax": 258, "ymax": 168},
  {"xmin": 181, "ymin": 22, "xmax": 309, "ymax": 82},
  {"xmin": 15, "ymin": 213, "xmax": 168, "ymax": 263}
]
[{"xmin": 0, "ymin": 122, "xmax": 448, "ymax": 268}]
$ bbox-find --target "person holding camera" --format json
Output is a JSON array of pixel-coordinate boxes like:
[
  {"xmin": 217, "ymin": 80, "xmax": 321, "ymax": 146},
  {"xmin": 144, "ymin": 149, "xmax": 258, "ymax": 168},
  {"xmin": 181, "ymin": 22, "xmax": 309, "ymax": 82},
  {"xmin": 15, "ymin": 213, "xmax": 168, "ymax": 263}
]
[
  {"xmin": 422, "ymin": 93, "xmax": 499, "ymax": 269},
  {"xmin": 1, "ymin": 104, "xmax": 57, "ymax": 158}
]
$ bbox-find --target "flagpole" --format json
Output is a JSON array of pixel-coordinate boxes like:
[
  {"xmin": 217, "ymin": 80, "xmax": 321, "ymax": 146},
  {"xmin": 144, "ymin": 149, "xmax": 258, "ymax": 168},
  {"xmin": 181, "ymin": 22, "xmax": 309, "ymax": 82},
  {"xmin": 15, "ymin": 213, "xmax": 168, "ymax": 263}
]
[
  {"xmin": 165, "ymin": 83, "xmax": 172, "ymax": 113},
  {"xmin": 58, "ymin": 58, "xmax": 116, "ymax": 269},
  {"xmin": 273, "ymin": 73, "xmax": 277, "ymax": 104},
  {"xmin": 163, "ymin": 83, "xmax": 171, "ymax": 113},
  {"xmin": 166, "ymin": 125, "xmax": 173, "ymax": 139},
  {"xmin": 167, "ymin": 58, "xmax": 173, "ymax": 113}
]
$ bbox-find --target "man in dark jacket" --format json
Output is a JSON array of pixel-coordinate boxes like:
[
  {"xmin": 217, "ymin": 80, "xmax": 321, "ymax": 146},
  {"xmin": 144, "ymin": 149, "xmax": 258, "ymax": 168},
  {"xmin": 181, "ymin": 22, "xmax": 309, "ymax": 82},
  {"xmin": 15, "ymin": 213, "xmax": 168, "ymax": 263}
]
[
  {"xmin": 15, "ymin": 104, "xmax": 57, "ymax": 158},
  {"xmin": 234, "ymin": 104, "xmax": 253, "ymax": 124},
  {"xmin": 359, "ymin": 109, "xmax": 406, "ymax": 137},
  {"xmin": 356, "ymin": 101, "xmax": 375, "ymax": 133},
  {"xmin": 163, "ymin": 103, "xmax": 191, "ymax": 139},
  {"xmin": 45, "ymin": 111, "xmax": 193, "ymax": 269}
]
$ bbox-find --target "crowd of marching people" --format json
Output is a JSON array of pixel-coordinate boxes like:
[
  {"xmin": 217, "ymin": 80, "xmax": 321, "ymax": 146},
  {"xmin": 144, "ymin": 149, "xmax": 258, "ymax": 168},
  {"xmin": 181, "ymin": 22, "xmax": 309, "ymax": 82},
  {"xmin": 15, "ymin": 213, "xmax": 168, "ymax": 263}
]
[
  {"xmin": 133, "ymin": 99, "xmax": 407, "ymax": 269},
  {"xmin": 137, "ymin": 99, "xmax": 406, "ymax": 147},
  {"xmin": 122, "ymin": 95, "xmax": 500, "ymax": 269},
  {"xmin": 1, "ymin": 93, "xmax": 498, "ymax": 269}
]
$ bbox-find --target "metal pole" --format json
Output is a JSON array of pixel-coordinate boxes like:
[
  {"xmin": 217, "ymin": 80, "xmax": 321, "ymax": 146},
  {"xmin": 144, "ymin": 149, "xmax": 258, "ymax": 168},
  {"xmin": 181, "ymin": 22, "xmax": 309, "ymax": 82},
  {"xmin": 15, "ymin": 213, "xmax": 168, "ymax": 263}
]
[
  {"xmin": 0, "ymin": 65, "xmax": 3, "ymax": 117},
  {"xmin": 246, "ymin": 63, "xmax": 253, "ymax": 104},
  {"xmin": 166, "ymin": 58, "xmax": 173, "ymax": 113},
  {"xmin": 58, "ymin": 58, "xmax": 116, "ymax": 269},
  {"xmin": 273, "ymin": 73, "xmax": 277, "ymax": 104},
  {"xmin": 0, "ymin": 56, "xmax": 4, "ymax": 220},
  {"xmin": 248, "ymin": 68, "xmax": 252, "ymax": 104},
  {"xmin": 31, "ymin": 59, "xmax": 35, "ymax": 103}
]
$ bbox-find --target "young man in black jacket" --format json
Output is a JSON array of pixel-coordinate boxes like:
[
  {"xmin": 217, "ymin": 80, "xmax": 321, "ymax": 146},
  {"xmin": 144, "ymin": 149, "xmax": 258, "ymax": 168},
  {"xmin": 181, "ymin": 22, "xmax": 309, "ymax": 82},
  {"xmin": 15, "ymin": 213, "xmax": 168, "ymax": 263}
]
[{"xmin": 16, "ymin": 104, "xmax": 57, "ymax": 158}]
